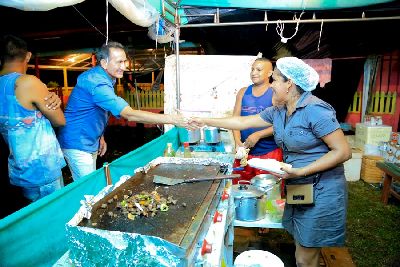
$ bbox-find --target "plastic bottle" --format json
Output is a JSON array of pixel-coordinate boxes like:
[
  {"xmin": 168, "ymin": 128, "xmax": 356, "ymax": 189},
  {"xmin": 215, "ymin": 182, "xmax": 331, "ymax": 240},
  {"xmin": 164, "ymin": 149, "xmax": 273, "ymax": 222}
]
[
  {"xmin": 163, "ymin": 142, "xmax": 176, "ymax": 157},
  {"xmin": 183, "ymin": 142, "xmax": 192, "ymax": 158}
]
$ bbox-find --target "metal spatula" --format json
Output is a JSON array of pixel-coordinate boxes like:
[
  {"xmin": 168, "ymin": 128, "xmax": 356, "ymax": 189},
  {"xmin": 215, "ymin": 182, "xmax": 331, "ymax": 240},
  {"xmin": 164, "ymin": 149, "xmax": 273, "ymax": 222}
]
[{"xmin": 153, "ymin": 174, "xmax": 240, "ymax": 186}]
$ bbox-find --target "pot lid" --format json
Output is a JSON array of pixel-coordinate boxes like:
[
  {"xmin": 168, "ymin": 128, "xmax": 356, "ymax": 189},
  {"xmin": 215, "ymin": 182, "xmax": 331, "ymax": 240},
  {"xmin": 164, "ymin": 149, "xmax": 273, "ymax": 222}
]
[
  {"xmin": 251, "ymin": 174, "xmax": 277, "ymax": 187},
  {"xmin": 232, "ymin": 184, "xmax": 264, "ymax": 198}
]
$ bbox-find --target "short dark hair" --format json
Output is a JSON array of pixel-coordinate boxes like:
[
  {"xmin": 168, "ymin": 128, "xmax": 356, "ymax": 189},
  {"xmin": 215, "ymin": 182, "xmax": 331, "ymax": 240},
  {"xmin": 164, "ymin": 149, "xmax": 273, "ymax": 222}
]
[
  {"xmin": 0, "ymin": 34, "xmax": 28, "ymax": 64},
  {"xmin": 95, "ymin": 41, "xmax": 125, "ymax": 66}
]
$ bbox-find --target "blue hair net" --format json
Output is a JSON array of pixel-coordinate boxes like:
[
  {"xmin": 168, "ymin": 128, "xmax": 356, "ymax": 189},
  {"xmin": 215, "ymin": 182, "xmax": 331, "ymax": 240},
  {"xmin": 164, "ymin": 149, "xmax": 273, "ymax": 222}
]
[{"xmin": 276, "ymin": 57, "xmax": 319, "ymax": 91}]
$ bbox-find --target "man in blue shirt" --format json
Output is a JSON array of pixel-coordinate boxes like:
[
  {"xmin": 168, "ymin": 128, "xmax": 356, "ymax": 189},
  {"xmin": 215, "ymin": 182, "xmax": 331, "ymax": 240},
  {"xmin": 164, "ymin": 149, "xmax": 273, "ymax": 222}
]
[{"xmin": 58, "ymin": 41, "xmax": 190, "ymax": 180}]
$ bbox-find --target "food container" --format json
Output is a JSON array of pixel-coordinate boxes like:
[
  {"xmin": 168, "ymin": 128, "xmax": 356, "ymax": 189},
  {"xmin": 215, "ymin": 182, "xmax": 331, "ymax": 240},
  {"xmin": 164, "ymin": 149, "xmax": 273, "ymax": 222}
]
[
  {"xmin": 232, "ymin": 182, "xmax": 266, "ymax": 221},
  {"xmin": 178, "ymin": 127, "xmax": 201, "ymax": 144},
  {"xmin": 203, "ymin": 126, "xmax": 220, "ymax": 144},
  {"xmin": 250, "ymin": 174, "xmax": 280, "ymax": 199}
]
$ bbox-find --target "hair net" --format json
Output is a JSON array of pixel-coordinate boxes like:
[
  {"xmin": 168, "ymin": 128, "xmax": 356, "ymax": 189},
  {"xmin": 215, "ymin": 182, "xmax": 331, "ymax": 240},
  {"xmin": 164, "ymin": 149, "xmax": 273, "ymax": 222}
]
[{"xmin": 276, "ymin": 57, "xmax": 319, "ymax": 91}]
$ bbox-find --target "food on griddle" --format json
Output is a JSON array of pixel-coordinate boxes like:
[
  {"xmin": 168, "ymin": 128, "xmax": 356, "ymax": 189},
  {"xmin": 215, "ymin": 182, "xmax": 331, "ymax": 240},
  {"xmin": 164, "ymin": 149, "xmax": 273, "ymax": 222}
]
[{"xmin": 113, "ymin": 190, "xmax": 177, "ymax": 219}]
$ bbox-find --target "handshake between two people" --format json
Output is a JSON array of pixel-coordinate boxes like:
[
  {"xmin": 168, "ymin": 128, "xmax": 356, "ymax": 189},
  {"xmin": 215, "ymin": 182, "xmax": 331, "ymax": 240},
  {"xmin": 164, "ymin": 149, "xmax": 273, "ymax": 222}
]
[{"xmin": 172, "ymin": 113, "xmax": 209, "ymax": 130}]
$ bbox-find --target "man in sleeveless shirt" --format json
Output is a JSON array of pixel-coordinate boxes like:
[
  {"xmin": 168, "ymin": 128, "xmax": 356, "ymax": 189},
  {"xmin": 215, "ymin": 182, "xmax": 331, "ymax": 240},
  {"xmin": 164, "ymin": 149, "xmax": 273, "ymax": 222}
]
[
  {"xmin": 232, "ymin": 58, "xmax": 283, "ymax": 184},
  {"xmin": 0, "ymin": 35, "xmax": 66, "ymax": 207}
]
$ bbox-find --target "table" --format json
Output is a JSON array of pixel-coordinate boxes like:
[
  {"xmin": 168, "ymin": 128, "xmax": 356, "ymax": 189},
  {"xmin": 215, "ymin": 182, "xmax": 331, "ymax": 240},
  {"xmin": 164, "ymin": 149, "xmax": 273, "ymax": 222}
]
[{"xmin": 376, "ymin": 161, "xmax": 400, "ymax": 204}]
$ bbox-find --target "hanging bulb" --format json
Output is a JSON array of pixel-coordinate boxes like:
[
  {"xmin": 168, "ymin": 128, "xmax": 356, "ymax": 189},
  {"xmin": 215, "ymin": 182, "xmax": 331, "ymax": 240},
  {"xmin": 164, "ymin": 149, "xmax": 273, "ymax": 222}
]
[{"xmin": 312, "ymin": 13, "xmax": 316, "ymax": 20}]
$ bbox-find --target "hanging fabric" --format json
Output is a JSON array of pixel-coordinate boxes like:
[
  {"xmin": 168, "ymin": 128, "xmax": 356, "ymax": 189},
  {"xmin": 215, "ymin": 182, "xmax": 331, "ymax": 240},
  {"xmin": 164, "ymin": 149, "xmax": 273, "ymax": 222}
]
[
  {"xmin": 303, "ymin": 58, "xmax": 332, "ymax": 88},
  {"xmin": 361, "ymin": 55, "xmax": 381, "ymax": 122}
]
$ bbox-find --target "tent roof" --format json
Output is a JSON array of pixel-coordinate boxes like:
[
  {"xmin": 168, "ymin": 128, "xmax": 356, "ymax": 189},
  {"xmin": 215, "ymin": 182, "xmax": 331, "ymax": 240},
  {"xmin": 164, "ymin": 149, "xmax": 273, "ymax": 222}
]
[
  {"xmin": 152, "ymin": 0, "xmax": 395, "ymax": 10},
  {"xmin": 1, "ymin": 0, "xmax": 399, "ymax": 69}
]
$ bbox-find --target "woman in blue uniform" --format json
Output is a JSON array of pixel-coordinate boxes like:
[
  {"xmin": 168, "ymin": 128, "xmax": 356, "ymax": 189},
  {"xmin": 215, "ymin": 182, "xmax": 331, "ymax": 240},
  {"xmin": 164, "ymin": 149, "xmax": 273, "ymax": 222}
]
[{"xmin": 190, "ymin": 57, "xmax": 351, "ymax": 267}]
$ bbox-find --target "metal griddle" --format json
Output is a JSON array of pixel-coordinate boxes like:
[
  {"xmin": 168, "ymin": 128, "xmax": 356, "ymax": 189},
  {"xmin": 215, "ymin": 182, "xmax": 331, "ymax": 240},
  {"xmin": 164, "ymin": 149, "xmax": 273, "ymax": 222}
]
[{"xmin": 79, "ymin": 163, "xmax": 223, "ymax": 246}]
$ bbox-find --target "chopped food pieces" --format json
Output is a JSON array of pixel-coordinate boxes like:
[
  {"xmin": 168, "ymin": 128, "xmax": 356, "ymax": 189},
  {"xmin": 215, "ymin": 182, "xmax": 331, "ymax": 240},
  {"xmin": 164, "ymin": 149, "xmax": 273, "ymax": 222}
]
[
  {"xmin": 160, "ymin": 203, "xmax": 169, "ymax": 212},
  {"xmin": 108, "ymin": 190, "xmax": 178, "ymax": 219}
]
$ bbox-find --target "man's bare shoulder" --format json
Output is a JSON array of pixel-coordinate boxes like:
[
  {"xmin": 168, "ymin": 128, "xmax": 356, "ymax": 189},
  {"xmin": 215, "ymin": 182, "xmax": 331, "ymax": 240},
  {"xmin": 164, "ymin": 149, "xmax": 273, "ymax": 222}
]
[
  {"xmin": 15, "ymin": 74, "xmax": 48, "ymax": 108},
  {"xmin": 16, "ymin": 74, "xmax": 47, "ymax": 94},
  {"xmin": 17, "ymin": 74, "xmax": 44, "ymax": 87},
  {"xmin": 236, "ymin": 86, "xmax": 247, "ymax": 98}
]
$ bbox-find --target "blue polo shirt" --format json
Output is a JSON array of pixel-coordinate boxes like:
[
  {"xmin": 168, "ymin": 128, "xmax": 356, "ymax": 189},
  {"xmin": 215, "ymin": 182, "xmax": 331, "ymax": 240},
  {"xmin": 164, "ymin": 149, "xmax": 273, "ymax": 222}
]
[{"xmin": 58, "ymin": 66, "xmax": 128, "ymax": 153}]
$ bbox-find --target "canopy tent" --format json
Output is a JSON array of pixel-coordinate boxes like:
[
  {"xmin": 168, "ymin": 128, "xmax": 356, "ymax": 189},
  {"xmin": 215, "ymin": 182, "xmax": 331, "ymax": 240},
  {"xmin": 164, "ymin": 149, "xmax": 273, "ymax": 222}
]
[
  {"xmin": 1, "ymin": 0, "xmax": 395, "ymax": 12},
  {"xmin": 154, "ymin": 0, "xmax": 394, "ymax": 9},
  {"xmin": 1, "ymin": 0, "xmax": 399, "ymax": 59},
  {"xmin": 1, "ymin": 0, "xmax": 398, "ymax": 25}
]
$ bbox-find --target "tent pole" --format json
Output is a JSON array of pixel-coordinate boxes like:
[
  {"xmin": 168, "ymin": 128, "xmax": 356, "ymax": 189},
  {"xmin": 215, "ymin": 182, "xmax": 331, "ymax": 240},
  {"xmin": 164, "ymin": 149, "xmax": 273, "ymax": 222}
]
[
  {"xmin": 180, "ymin": 15, "xmax": 400, "ymax": 28},
  {"xmin": 175, "ymin": 25, "xmax": 181, "ymax": 110}
]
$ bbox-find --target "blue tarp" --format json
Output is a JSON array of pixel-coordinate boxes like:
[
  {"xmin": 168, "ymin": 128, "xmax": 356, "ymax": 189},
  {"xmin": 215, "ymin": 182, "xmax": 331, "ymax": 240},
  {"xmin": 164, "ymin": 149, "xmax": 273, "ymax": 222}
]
[
  {"xmin": 148, "ymin": 0, "xmax": 394, "ymax": 12},
  {"xmin": 0, "ymin": 128, "xmax": 179, "ymax": 267}
]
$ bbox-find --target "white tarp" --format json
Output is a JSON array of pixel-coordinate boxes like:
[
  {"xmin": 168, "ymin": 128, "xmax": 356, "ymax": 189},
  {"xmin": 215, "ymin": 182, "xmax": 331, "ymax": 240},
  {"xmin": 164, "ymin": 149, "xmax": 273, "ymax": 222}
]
[{"xmin": 0, "ymin": 0, "xmax": 158, "ymax": 27}]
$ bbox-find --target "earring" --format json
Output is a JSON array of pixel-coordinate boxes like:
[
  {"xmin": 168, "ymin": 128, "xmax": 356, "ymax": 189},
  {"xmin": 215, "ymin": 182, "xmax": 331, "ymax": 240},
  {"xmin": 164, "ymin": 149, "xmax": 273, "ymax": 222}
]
[{"xmin": 286, "ymin": 90, "xmax": 289, "ymax": 93}]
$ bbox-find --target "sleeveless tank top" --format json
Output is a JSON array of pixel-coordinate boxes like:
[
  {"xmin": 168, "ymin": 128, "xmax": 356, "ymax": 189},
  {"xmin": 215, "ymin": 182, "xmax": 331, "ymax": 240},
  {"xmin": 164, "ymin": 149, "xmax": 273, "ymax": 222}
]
[
  {"xmin": 0, "ymin": 72, "xmax": 65, "ymax": 187},
  {"xmin": 240, "ymin": 85, "xmax": 278, "ymax": 155}
]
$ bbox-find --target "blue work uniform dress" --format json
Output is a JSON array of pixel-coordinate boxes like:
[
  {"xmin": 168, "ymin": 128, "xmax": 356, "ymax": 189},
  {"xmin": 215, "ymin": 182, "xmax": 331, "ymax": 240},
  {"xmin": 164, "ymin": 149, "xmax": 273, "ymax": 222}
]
[{"xmin": 259, "ymin": 92, "xmax": 348, "ymax": 247}]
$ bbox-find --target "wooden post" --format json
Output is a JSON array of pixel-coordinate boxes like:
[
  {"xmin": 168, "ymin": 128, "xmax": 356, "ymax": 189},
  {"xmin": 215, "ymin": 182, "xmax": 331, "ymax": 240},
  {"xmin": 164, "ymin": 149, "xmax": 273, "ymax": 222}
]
[
  {"xmin": 103, "ymin": 162, "xmax": 112, "ymax": 185},
  {"xmin": 91, "ymin": 54, "xmax": 96, "ymax": 67}
]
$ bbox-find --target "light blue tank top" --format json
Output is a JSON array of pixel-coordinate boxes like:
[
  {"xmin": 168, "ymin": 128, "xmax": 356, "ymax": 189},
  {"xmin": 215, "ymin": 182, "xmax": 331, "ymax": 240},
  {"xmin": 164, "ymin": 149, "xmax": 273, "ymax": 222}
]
[{"xmin": 0, "ymin": 72, "xmax": 66, "ymax": 187}]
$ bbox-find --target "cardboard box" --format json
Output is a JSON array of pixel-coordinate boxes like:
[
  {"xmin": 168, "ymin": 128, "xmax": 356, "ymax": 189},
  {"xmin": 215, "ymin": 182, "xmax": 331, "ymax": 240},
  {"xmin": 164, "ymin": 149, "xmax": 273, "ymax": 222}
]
[{"xmin": 355, "ymin": 123, "xmax": 392, "ymax": 149}]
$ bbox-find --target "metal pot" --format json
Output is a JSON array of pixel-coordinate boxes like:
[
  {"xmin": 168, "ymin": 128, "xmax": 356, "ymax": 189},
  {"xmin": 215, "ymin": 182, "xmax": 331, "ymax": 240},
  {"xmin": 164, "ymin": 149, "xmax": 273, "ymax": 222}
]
[
  {"xmin": 250, "ymin": 174, "xmax": 280, "ymax": 199},
  {"xmin": 203, "ymin": 126, "xmax": 220, "ymax": 144},
  {"xmin": 231, "ymin": 182, "xmax": 266, "ymax": 221},
  {"xmin": 178, "ymin": 127, "xmax": 201, "ymax": 144}
]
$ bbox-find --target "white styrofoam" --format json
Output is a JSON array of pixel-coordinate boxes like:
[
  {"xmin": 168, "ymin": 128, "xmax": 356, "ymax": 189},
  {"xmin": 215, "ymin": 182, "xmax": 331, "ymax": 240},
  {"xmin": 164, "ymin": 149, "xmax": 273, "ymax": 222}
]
[
  {"xmin": 344, "ymin": 150, "xmax": 363, "ymax": 181},
  {"xmin": 164, "ymin": 55, "xmax": 256, "ymax": 131}
]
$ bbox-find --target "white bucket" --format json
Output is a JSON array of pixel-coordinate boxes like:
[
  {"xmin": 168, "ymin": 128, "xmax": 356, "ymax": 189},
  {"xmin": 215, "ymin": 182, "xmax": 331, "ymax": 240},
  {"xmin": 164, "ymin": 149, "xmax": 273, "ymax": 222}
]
[{"xmin": 234, "ymin": 250, "xmax": 284, "ymax": 267}]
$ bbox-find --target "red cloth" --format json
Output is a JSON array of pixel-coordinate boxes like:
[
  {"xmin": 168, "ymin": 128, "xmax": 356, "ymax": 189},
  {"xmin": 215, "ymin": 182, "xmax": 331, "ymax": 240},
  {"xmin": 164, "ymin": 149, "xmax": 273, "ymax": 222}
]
[{"xmin": 232, "ymin": 147, "xmax": 285, "ymax": 197}]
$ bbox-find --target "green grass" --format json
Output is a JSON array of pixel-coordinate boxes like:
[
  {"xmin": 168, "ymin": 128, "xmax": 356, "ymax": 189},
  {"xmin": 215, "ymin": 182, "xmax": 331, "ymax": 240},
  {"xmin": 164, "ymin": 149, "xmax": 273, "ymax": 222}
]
[{"xmin": 346, "ymin": 181, "xmax": 400, "ymax": 267}]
